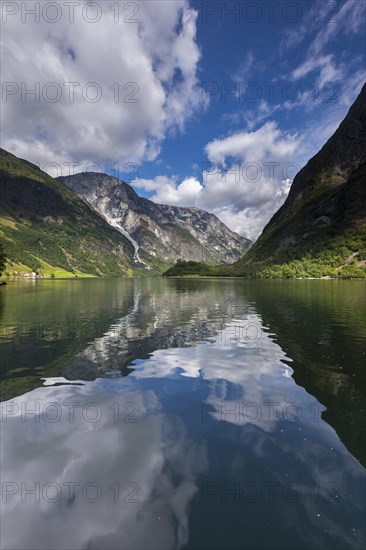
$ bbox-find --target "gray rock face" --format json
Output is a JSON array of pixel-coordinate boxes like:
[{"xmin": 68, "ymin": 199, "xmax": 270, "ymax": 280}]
[
  {"xmin": 244, "ymin": 82, "xmax": 366, "ymax": 262},
  {"xmin": 58, "ymin": 173, "xmax": 251, "ymax": 267}
]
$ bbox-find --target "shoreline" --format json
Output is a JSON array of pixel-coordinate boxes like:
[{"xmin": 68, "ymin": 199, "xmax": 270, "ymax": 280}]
[
  {"xmin": 163, "ymin": 275, "xmax": 366, "ymax": 280},
  {"xmin": 2, "ymin": 275, "xmax": 365, "ymax": 283}
]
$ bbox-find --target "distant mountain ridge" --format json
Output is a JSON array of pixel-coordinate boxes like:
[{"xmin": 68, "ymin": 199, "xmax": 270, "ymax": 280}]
[
  {"xmin": 58, "ymin": 172, "xmax": 251, "ymax": 268},
  {"xmin": 0, "ymin": 149, "xmax": 250, "ymax": 278}
]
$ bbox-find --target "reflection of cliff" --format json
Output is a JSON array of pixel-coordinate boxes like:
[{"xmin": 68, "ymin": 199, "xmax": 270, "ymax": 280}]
[
  {"xmin": 0, "ymin": 280, "xmax": 135, "ymax": 400},
  {"xmin": 241, "ymin": 280, "xmax": 366, "ymax": 466},
  {"xmin": 187, "ymin": 412, "xmax": 366, "ymax": 550},
  {"xmin": 0, "ymin": 279, "xmax": 252, "ymax": 400},
  {"xmin": 67, "ymin": 279, "xmax": 366, "ymax": 469},
  {"xmin": 63, "ymin": 279, "xmax": 254, "ymax": 381},
  {"xmin": 2, "ymin": 323, "xmax": 365, "ymax": 550},
  {"xmin": 2, "ymin": 278, "xmax": 365, "ymax": 474}
]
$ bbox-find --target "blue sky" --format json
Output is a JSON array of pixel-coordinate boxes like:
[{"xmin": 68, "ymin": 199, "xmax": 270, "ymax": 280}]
[
  {"xmin": 2, "ymin": 0, "xmax": 365, "ymax": 239},
  {"xmin": 147, "ymin": 1, "xmax": 364, "ymax": 178}
]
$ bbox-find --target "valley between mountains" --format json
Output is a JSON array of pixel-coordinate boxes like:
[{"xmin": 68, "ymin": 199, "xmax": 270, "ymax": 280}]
[
  {"xmin": 0, "ymin": 150, "xmax": 250, "ymax": 278},
  {"xmin": 1, "ymin": 83, "xmax": 365, "ymax": 280}
]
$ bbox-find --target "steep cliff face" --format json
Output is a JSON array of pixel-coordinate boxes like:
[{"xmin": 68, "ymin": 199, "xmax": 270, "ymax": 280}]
[
  {"xmin": 58, "ymin": 173, "xmax": 251, "ymax": 267},
  {"xmin": 164, "ymin": 83, "xmax": 366, "ymax": 278},
  {"xmin": 243, "ymin": 82, "xmax": 366, "ymax": 263}
]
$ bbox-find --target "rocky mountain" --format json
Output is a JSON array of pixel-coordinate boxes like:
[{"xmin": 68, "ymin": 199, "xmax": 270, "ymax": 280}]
[
  {"xmin": 0, "ymin": 148, "xmax": 250, "ymax": 278},
  {"xmin": 243, "ymin": 83, "xmax": 366, "ymax": 258},
  {"xmin": 165, "ymin": 82, "xmax": 366, "ymax": 279},
  {"xmin": 0, "ymin": 148, "xmax": 135, "ymax": 277},
  {"xmin": 58, "ymin": 173, "xmax": 251, "ymax": 270}
]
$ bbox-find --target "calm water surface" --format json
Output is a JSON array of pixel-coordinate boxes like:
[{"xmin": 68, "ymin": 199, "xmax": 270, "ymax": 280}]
[{"xmin": 0, "ymin": 278, "xmax": 365, "ymax": 550}]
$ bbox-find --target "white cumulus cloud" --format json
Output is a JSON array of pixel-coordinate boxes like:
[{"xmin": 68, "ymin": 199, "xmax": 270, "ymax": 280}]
[
  {"xmin": 204, "ymin": 121, "xmax": 299, "ymax": 165},
  {"xmin": 1, "ymin": 0, "xmax": 202, "ymax": 168},
  {"xmin": 137, "ymin": 175, "xmax": 203, "ymax": 206},
  {"xmin": 136, "ymin": 122, "xmax": 301, "ymax": 241}
]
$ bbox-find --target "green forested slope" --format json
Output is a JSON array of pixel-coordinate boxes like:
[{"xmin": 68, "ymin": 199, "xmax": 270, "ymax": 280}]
[{"xmin": 0, "ymin": 149, "xmax": 135, "ymax": 277}]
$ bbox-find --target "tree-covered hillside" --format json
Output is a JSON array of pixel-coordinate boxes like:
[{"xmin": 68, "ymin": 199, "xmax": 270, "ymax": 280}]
[{"xmin": 0, "ymin": 149, "xmax": 135, "ymax": 277}]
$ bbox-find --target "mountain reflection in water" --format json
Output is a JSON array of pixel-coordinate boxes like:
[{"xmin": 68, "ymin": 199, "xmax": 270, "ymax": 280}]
[{"xmin": 0, "ymin": 279, "xmax": 365, "ymax": 550}]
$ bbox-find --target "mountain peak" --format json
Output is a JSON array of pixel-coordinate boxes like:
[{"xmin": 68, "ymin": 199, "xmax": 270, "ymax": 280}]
[
  {"xmin": 232, "ymin": 82, "xmax": 366, "ymax": 277},
  {"xmin": 289, "ymin": 81, "xmax": 366, "ymax": 200},
  {"xmin": 58, "ymin": 172, "xmax": 251, "ymax": 267}
]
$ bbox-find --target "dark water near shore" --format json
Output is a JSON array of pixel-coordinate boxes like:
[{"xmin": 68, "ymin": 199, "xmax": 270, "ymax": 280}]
[{"xmin": 0, "ymin": 278, "xmax": 365, "ymax": 550}]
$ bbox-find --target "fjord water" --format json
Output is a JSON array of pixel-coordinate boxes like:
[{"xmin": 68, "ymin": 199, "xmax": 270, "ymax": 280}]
[{"xmin": 0, "ymin": 279, "xmax": 365, "ymax": 550}]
